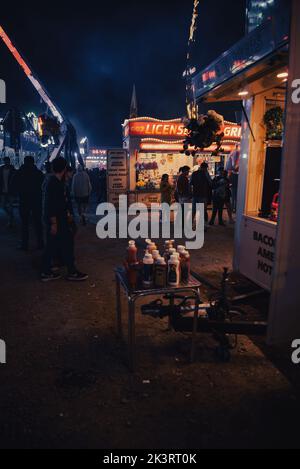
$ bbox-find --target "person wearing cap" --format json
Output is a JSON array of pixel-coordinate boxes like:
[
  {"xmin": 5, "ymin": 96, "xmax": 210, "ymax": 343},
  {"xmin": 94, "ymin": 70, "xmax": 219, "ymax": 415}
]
[{"xmin": 41, "ymin": 157, "xmax": 88, "ymax": 282}]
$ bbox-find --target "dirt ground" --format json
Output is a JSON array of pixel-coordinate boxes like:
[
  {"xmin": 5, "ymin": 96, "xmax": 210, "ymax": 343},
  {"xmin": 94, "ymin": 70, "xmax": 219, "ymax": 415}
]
[{"xmin": 0, "ymin": 208, "xmax": 300, "ymax": 449}]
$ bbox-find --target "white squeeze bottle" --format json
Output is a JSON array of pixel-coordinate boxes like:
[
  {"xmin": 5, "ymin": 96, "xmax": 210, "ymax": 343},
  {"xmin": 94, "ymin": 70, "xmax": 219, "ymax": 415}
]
[
  {"xmin": 168, "ymin": 254, "xmax": 180, "ymax": 287},
  {"xmin": 145, "ymin": 239, "xmax": 152, "ymax": 252},
  {"xmin": 152, "ymin": 250, "xmax": 160, "ymax": 262},
  {"xmin": 143, "ymin": 253, "xmax": 154, "ymax": 288},
  {"xmin": 177, "ymin": 245, "xmax": 186, "ymax": 256},
  {"xmin": 169, "ymin": 248, "xmax": 176, "ymax": 258}
]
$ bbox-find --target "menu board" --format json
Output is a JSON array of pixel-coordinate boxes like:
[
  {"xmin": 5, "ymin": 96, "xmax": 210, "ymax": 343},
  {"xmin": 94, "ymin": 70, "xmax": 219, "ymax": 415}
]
[{"xmin": 107, "ymin": 149, "xmax": 128, "ymax": 205}]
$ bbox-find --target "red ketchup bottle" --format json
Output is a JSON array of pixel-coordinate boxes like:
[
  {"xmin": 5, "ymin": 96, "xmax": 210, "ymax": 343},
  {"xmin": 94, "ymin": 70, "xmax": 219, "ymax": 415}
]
[
  {"xmin": 127, "ymin": 241, "xmax": 138, "ymax": 289},
  {"xmin": 181, "ymin": 251, "xmax": 191, "ymax": 284}
]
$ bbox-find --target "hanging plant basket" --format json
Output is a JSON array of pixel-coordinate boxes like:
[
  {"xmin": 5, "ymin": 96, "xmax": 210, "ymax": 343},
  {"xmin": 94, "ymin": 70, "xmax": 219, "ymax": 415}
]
[
  {"xmin": 263, "ymin": 107, "xmax": 284, "ymax": 141},
  {"xmin": 181, "ymin": 110, "xmax": 225, "ymax": 156}
]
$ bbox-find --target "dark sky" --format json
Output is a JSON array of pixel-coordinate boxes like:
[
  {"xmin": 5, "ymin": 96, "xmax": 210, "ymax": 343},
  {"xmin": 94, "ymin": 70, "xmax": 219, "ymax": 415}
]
[{"xmin": 0, "ymin": 1, "xmax": 245, "ymax": 146}]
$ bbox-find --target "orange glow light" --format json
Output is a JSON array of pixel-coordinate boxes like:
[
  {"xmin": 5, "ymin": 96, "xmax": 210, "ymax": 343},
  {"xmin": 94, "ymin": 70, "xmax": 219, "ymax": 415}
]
[{"xmin": 139, "ymin": 143, "xmax": 236, "ymax": 153}]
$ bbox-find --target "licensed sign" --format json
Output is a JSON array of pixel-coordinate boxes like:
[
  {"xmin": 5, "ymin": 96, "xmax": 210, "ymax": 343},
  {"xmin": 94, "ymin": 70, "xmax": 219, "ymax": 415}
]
[
  {"xmin": 125, "ymin": 119, "xmax": 241, "ymax": 142},
  {"xmin": 107, "ymin": 149, "xmax": 128, "ymax": 192}
]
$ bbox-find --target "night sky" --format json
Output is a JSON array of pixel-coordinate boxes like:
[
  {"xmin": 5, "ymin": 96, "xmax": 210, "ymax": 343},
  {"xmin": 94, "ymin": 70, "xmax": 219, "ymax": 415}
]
[{"xmin": 0, "ymin": 1, "xmax": 245, "ymax": 146}]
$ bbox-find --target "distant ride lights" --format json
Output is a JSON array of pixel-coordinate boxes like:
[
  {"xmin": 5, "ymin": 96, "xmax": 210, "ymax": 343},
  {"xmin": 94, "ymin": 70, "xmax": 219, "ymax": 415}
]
[
  {"xmin": 38, "ymin": 113, "xmax": 61, "ymax": 147},
  {"xmin": 0, "ymin": 339, "xmax": 6, "ymax": 364}
]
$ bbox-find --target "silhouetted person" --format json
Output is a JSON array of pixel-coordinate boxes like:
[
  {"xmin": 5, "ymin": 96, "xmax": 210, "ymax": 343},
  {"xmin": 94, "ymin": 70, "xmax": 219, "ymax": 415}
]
[
  {"xmin": 223, "ymin": 170, "xmax": 235, "ymax": 224},
  {"xmin": 176, "ymin": 166, "xmax": 191, "ymax": 231},
  {"xmin": 98, "ymin": 168, "xmax": 107, "ymax": 203},
  {"xmin": 41, "ymin": 157, "xmax": 88, "ymax": 282},
  {"xmin": 160, "ymin": 174, "xmax": 173, "ymax": 222},
  {"xmin": 72, "ymin": 165, "xmax": 92, "ymax": 225},
  {"xmin": 14, "ymin": 155, "xmax": 44, "ymax": 250},
  {"xmin": 190, "ymin": 162, "xmax": 212, "ymax": 224},
  {"xmin": 209, "ymin": 169, "xmax": 227, "ymax": 227},
  {"xmin": 0, "ymin": 157, "xmax": 16, "ymax": 227}
]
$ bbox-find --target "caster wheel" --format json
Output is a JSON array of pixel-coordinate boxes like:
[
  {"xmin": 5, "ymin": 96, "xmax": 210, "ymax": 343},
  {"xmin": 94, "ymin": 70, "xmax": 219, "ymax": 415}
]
[{"xmin": 215, "ymin": 346, "xmax": 231, "ymax": 362}]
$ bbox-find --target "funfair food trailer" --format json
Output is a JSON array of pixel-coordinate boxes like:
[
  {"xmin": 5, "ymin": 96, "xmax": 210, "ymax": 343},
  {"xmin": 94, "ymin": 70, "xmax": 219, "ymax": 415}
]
[
  {"xmin": 122, "ymin": 116, "xmax": 241, "ymax": 206},
  {"xmin": 191, "ymin": 0, "xmax": 300, "ymax": 344}
]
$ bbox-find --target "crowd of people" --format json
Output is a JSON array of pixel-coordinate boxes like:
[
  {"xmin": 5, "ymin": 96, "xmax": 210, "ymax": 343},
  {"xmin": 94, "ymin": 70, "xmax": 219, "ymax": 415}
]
[
  {"xmin": 0, "ymin": 155, "xmax": 104, "ymax": 283},
  {"xmin": 1, "ymin": 154, "xmax": 236, "ymax": 281},
  {"xmin": 88, "ymin": 168, "xmax": 107, "ymax": 203},
  {"xmin": 160, "ymin": 162, "xmax": 236, "ymax": 227}
]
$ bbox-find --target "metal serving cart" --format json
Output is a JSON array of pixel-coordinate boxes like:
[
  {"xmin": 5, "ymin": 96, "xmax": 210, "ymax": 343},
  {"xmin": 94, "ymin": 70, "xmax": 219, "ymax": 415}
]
[{"xmin": 115, "ymin": 267, "xmax": 201, "ymax": 372}]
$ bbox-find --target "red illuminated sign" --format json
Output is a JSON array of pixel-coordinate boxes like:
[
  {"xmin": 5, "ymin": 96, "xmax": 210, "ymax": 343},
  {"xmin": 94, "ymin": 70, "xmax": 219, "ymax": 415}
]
[
  {"xmin": 223, "ymin": 124, "xmax": 242, "ymax": 140},
  {"xmin": 202, "ymin": 70, "xmax": 217, "ymax": 82},
  {"xmin": 128, "ymin": 121, "xmax": 187, "ymax": 138},
  {"xmin": 127, "ymin": 119, "xmax": 241, "ymax": 141}
]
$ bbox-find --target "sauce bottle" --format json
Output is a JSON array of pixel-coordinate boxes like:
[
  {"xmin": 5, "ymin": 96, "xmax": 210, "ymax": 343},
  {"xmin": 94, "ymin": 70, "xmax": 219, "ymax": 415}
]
[
  {"xmin": 168, "ymin": 254, "xmax": 180, "ymax": 287},
  {"xmin": 154, "ymin": 257, "xmax": 167, "ymax": 288},
  {"xmin": 177, "ymin": 245, "xmax": 186, "ymax": 257},
  {"xmin": 127, "ymin": 240, "xmax": 138, "ymax": 265},
  {"xmin": 181, "ymin": 251, "xmax": 191, "ymax": 284},
  {"xmin": 152, "ymin": 250, "xmax": 160, "ymax": 262},
  {"xmin": 143, "ymin": 253, "xmax": 154, "ymax": 288}
]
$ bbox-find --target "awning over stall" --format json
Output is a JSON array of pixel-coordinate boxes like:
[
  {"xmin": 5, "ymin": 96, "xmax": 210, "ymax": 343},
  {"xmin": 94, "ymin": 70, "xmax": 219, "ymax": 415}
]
[{"xmin": 192, "ymin": 13, "xmax": 290, "ymax": 103}]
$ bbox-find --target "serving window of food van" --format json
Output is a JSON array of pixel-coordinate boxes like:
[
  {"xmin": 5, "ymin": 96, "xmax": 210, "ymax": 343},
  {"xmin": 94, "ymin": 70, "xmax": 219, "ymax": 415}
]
[
  {"xmin": 194, "ymin": 38, "xmax": 289, "ymax": 291},
  {"xmin": 192, "ymin": 1, "xmax": 300, "ymax": 344}
]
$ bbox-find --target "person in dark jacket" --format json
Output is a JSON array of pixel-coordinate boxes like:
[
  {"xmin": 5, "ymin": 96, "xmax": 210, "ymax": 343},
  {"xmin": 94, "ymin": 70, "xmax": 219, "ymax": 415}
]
[
  {"xmin": 223, "ymin": 170, "xmax": 235, "ymax": 224},
  {"xmin": 13, "ymin": 156, "xmax": 44, "ymax": 250},
  {"xmin": 0, "ymin": 157, "xmax": 16, "ymax": 227},
  {"xmin": 176, "ymin": 166, "xmax": 191, "ymax": 232},
  {"xmin": 41, "ymin": 157, "xmax": 88, "ymax": 282},
  {"xmin": 209, "ymin": 169, "xmax": 227, "ymax": 226},
  {"xmin": 160, "ymin": 174, "xmax": 173, "ymax": 223},
  {"xmin": 190, "ymin": 162, "xmax": 212, "ymax": 224}
]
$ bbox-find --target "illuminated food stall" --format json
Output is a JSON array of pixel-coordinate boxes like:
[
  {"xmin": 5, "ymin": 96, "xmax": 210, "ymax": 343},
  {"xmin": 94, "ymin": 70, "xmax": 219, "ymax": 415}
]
[
  {"xmin": 192, "ymin": 0, "xmax": 300, "ymax": 344},
  {"xmin": 122, "ymin": 116, "xmax": 241, "ymax": 205}
]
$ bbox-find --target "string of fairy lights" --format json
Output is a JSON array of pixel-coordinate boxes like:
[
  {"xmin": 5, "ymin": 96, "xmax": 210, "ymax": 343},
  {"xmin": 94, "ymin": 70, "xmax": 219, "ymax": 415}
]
[{"xmin": 185, "ymin": 0, "xmax": 200, "ymax": 119}]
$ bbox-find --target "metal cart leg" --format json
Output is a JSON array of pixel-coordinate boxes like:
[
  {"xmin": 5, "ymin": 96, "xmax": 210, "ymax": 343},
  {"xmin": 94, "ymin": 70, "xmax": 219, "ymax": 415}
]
[
  {"xmin": 116, "ymin": 276, "xmax": 122, "ymax": 338},
  {"xmin": 190, "ymin": 291, "xmax": 200, "ymax": 363},
  {"xmin": 128, "ymin": 298, "xmax": 136, "ymax": 372},
  {"xmin": 168, "ymin": 295, "xmax": 174, "ymax": 330}
]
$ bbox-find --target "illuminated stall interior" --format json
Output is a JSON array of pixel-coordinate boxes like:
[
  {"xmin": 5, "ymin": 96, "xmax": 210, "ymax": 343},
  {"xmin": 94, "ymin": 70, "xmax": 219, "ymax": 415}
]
[
  {"xmin": 123, "ymin": 117, "xmax": 240, "ymax": 203},
  {"xmin": 85, "ymin": 148, "xmax": 107, "ymax": 169}
]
